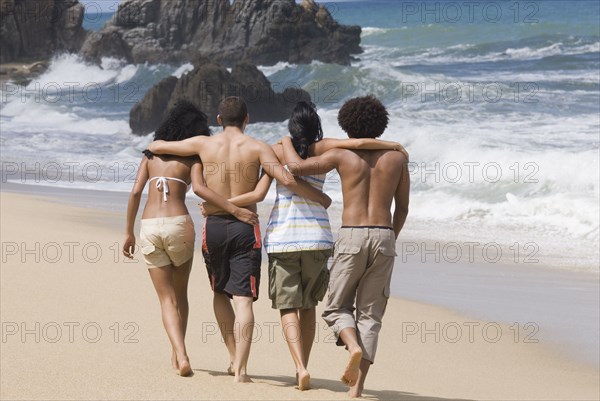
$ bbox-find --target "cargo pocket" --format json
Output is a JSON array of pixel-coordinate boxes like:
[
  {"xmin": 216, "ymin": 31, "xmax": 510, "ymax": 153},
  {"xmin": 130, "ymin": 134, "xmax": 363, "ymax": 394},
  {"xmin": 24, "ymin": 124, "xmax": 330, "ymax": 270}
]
[
  {"xmin": 167, "ymin": 243, "xmax": 185, "ymax": 253},
  {"xmin": 378, "ymin": 244, "xmax": 397, "ymax": 257},
  {"xmin": 382, "ymin": 282, "xmax": 391, "ymax": 315},
  {"xmin": 332, "ymin": 245, "xmax": 361, "ymax": 275},
  {"xmin": 141, "ymin": 244, "xmax": 157, "ymax": 256},
  {"xmin": 334, "ymin": 245, "xmax": 361, "ymax": 257}
]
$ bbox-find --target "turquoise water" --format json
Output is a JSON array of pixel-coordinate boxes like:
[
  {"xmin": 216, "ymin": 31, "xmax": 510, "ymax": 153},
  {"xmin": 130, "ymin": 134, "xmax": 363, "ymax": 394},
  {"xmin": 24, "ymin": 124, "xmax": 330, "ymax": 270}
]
[{"xmin": 2, "ymin": 0, "xmax": 599, "ymax": 269}]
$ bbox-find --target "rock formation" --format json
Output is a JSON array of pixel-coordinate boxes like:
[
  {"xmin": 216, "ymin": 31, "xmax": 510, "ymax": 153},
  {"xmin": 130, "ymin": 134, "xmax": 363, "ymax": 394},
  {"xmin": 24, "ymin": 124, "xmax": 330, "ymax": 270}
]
[
  {"xmin": 82, "ymin": 0, "xmax": 361, "ymax": 66},
  {"xmin": 0, "ymin": 0, "xmax": 87, "ymax": 63},
  {"xmin": 130, "ymin": 61, "xmax": 311, "ymax": 136}
]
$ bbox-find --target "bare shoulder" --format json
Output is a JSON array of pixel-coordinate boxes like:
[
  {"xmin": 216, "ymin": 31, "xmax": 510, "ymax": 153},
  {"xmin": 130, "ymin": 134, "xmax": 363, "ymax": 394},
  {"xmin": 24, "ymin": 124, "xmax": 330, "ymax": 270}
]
[
  {"xmin": 190, "ymin": 135, "xmax": 210, "ymax": 145},
  {"xmin": 381, "ymin": 149, "xmax": 408, "ymax": 165},
  {"xmin": 253, "ymin": 138, "xmax": 275, "ymax": 153},
  {"xmin": 271, "ymin": 143, "xmax": 284, "ymax": 160}
]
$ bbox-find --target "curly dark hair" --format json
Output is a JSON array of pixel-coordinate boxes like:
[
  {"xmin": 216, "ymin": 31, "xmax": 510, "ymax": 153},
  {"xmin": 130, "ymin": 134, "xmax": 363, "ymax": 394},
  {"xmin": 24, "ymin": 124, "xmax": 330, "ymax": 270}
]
[
  {"xmin": 288, "ymin": 101, "xmax": 323, "ymax": 159},
  {"xmin": 337, "ymin": 95, "xmax": 389, "ymax": 139},
  {"xmin": 143, "ymin": 100, "xmax": 211, "ymax": 158}
]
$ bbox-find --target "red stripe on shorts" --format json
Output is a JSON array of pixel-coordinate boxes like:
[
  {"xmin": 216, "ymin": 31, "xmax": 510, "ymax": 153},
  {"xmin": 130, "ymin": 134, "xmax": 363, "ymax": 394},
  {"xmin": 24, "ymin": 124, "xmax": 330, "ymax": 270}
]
[
  {"xmin": 250, "ymin": 275, "xmax": 257, "ymax": 298},
  {"xmin": 202, "ymin": 223, "xmax": 208, "ymax": 252},
  {"xmin": 253, "ymin": 225, "xmax": 261, "ymax": 249}
]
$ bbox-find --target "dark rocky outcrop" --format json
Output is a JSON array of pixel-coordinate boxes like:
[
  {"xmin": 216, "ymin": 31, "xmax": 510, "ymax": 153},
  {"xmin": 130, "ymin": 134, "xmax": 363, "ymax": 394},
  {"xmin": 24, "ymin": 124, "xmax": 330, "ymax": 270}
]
[
  {"xmin": 129, "ymin": 75, "xmax": 178, "ymax": 136},
  {"xmin": 82, "ymin": 0, "xmax": 361, "ymax": 66},
  {"xmin": 78, "ymin": 26, "xmax": 133, "ymax": 64},
  {"xmin": 130, "ymin": 61, "xmax": 311, "ymax": 136},
  {"xmin": 0, "ymin": 0, "xmax": 87, "ymax": 63}
]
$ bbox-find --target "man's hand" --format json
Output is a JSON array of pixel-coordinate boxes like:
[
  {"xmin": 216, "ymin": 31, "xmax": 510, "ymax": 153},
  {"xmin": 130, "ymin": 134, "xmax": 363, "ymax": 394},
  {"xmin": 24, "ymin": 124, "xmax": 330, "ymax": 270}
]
[
  {"xmin": 122, "ymin": 234, "xmax": 136, "ymax": 259},
  {"xmin": 232, "ymin": 208, "xmax": 259, "ymax": 226},
  {"xmin": 394, "ymin": 143, "xmax": 409, "ymax": 160},
  {"xmin": 201, "ymin": 202, "xmax": 219, "ymax": 216},
  {"xmin": 201, "ymin": 202, "xmax": 259, "ymax": 225}
]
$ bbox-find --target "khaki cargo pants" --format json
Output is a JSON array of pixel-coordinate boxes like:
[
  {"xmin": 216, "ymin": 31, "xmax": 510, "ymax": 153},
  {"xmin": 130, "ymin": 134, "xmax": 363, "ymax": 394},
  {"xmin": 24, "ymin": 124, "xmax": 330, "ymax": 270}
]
[{"xmin": 322, "ymin": 227, "xmax": 396, "ymax": 363}]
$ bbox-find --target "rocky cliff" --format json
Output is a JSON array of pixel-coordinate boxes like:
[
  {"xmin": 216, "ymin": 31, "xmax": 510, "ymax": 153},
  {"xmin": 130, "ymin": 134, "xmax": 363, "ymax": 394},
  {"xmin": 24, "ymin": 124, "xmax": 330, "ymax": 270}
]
[
  {"xmin": 0, "ymin": 0, "xmax": 86, "ymax": 63},
  {"xmin": 81, "ymin": 0, "xmax": 361, "ymax": 66},
  {"xmin": 130, "ymin": 61, "xmax": 311, "ymax": 136}
]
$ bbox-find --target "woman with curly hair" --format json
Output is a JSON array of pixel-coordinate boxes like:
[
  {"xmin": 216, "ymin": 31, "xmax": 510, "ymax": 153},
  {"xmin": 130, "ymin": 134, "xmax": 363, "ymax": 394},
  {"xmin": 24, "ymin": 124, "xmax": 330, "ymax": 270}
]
[{"xmin": 123, "ymin": 101, "xmax": 256, "ymax": 376}]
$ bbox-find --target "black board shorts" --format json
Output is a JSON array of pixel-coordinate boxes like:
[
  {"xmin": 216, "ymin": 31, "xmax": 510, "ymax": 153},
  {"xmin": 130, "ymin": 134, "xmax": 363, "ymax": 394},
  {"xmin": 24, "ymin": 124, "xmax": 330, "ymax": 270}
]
[{"xmin": 202, "ymin": 214, "xmax": 262, "ymax": 301}]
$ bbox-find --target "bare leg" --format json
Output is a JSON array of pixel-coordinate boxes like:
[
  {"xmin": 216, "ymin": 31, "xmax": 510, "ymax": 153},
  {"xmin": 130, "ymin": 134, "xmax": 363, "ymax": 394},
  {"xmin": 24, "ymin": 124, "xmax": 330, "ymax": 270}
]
[
  {"xmin": 148, "ymin": 265, "xmax": 192, "ymax": 377},
  {"xmin": 299, "ymin": 307, "xmax": 316, "ymax": 367},
  {"xmin": 338, "ymin": 327, "xmax": 363, "ymax": 386},
  {"xmin": 281, "ymin": 309, "xmax": 310, "ymax": 390},
  {"xmin": 232, "ymin": 295, "xmax": 254, "ymax": 383},
  {"xmin": 213, "ymin": 292, "xmax": 236, "ymax": 374},
  {"xmin": 348, "ymin": 359, "xmax": 371, "ymax": 398},
  {"xmin": 171, "ymin": 259, "xmax": 192, "ymax": 370}
]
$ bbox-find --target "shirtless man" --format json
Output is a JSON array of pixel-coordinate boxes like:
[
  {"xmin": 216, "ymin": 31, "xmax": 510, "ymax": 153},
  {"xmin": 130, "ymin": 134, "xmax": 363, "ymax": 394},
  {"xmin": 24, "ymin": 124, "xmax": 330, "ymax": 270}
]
[
  {"xmin": 281, "ymin": 95, "xmax": 410, "ymax": 397},
  {"xmin": 148, "ymin": 97, "xmax": 330, "ymax": 383}
]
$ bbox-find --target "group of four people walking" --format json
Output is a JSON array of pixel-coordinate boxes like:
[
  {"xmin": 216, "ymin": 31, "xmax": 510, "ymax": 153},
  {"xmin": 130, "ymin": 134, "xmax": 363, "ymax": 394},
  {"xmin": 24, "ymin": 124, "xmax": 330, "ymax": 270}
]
[{"xmin": 123, "ymin": 95, "xmax": 409, "ymax": 398}]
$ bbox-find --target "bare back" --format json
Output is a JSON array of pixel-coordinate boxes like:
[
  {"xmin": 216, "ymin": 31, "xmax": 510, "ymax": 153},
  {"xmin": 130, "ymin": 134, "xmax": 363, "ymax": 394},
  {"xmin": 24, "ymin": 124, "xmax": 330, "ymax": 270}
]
[
  {"xmin": 197, "ymin": 132, "xmax": 263, "ymax": 213},
  {"xmin": 336, "ymin": 149, "xmax": 405, "ymax": 227},
  {"xmin": 142, "ymin": 156, "xmax": 195, "ymax": 219}
]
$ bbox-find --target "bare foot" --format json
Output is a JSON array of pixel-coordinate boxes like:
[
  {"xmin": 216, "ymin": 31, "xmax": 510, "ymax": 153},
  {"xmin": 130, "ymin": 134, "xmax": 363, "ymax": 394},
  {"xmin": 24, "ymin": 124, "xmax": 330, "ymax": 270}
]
[
  {"xmin": 171, "ymin": 350, "xmax": 178, "ymax": 370},
  {"xmin": 341, "ymin": 347, "xmax": 362, "ymax": 386},
  {"xmin": 233, "ymin": 374, "xmax": 253, "ymax": 383},
  {"xmin": 227, "ymin": 362, "xmax": 235, "ymax": 376},
  {"xmin": 297, "ymin": 369, "xmax": 311, "ymax": 391},
  {"xmin": 348, "ymin": 386, "xmax": 363, "ymax": 398},
  {"xmin": 177, "ymin": 357, "xmax": 193, "ymax": 377}
]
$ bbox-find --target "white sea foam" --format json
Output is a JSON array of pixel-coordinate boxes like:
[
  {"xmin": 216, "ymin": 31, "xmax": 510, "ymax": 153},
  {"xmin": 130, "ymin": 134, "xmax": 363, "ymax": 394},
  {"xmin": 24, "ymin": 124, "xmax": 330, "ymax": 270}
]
[
  {"xmin": 1, "ymin": 31, "xmax": 598, "ymax": 271},
  {"xmin": 172, "ymin": 63, "xmax": 194, "ymax": 78},
  {"xmin": 28, "ymin": 54, "xmax": 137, "ymax": 89},
  {"xmin": 257, "ymin": 61, "xmax": 295, "ymax": 77},
  {"xmin": 383, "ymin": 41, "xmax": 600, "ymax": 66},
  {"xmin": 361, "ymin": 27, "xmax": 392, "ymax": 37}
]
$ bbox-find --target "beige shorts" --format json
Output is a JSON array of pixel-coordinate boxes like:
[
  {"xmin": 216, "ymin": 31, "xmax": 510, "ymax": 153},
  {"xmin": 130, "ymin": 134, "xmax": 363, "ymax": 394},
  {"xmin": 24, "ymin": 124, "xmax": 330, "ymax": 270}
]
[
  {"xmin": 139, "ymin": 215, "xmax": 195, "ymax": 268},
  {"xmin": 268, "ymin": 249, "xmax": 332, "ymax": 310}
]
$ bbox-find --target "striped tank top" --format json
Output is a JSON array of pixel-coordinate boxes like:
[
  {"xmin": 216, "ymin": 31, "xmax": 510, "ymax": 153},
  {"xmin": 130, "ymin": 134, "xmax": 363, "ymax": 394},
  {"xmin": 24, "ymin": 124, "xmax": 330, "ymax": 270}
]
[{"xmin": 264, "ymin": 174, "xmax": 334, "ymax": 253}]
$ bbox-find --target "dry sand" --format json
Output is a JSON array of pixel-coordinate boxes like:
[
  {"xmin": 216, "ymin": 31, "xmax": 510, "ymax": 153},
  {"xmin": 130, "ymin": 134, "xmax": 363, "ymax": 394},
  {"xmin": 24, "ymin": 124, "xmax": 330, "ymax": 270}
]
[{"xmin": 1, "ymin": 191, "xmax": 598, "ymax": 400}]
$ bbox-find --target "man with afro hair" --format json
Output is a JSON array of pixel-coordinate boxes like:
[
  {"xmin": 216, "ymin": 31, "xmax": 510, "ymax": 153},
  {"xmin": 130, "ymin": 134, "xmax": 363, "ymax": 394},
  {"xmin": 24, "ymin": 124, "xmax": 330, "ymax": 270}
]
[{"xmin": 282, "ymin": 95, "xmax": 409, "ymax": 398}]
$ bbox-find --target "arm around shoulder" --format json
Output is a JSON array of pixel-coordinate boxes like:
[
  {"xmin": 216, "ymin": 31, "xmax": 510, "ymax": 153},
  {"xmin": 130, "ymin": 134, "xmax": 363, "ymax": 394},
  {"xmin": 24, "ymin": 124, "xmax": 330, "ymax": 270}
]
[
  {"xmin": 148, "ymin": 137, "xmax": 203, "ymax": 157},
  {"xmin": 281, "ymin": 137, "xmax": 338, "ymax": 176}
]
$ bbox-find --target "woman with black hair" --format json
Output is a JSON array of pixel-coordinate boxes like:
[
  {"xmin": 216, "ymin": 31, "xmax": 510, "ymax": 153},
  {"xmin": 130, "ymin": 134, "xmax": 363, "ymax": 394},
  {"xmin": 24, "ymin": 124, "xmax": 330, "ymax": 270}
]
[
  {"xmin": 201, "ymin": 101, "xmax": 401, "ymax": 389},
  {"xmin": 122, "ymin": 101, "xmax": 256, "ymax": 377}
]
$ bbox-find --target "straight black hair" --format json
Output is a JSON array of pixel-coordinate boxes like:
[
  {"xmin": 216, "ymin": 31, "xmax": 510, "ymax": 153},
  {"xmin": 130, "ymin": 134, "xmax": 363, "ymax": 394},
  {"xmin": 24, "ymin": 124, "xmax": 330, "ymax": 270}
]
[{"xmin": 288, "ymin": 101, "xmax": 323, "ymax": 159}]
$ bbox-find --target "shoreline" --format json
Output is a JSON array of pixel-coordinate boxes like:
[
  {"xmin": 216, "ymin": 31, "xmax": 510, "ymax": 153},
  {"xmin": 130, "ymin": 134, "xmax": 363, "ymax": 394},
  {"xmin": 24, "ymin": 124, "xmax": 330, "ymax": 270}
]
[
  {"xmin": 1, "ymin": 181, "xmax": 599, "ymax": 371},
  {"xmin": 3, "ymin": 180, "xmax": 598, "ymax": 273}
]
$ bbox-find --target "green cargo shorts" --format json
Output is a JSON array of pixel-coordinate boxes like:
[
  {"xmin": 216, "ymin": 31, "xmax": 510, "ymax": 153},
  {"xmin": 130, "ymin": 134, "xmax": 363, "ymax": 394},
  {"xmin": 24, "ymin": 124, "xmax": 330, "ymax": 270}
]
[{"xmin": 267, "ymin": 249, "xmax": 332, "ymax": 310}]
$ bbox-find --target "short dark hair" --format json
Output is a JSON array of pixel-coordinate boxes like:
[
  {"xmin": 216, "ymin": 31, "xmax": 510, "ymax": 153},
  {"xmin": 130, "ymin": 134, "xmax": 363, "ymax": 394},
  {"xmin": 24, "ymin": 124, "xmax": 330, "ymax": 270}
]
[
  {"xmin": 144, "ymin": 100, "xmax": 211, "ymax": 158},
  {"xmin": 337, "ymin": 95, "xmax": 389, "ymax": 138},
  {"xmin": 218, "ymin": 96, "xmax": 248, "ymax": 129},
  {"xmin": 288, "ymin": 101, "xmax": 323, "ymax": 159}
]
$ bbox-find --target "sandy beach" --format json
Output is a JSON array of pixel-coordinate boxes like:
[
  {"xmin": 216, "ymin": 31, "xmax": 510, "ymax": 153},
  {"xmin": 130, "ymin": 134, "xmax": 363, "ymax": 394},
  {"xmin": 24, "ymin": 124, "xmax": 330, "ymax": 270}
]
[{"xmin": 1, "ymin": 188, "xmax": 598, "ymax": 400}]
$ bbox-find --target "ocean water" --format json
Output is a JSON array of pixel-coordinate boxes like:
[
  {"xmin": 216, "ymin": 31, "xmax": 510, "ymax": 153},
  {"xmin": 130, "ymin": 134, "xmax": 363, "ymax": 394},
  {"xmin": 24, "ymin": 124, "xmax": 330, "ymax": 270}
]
[{"xmin": 1, "ymin": 1, "xmax": 598, "ymax": 270}]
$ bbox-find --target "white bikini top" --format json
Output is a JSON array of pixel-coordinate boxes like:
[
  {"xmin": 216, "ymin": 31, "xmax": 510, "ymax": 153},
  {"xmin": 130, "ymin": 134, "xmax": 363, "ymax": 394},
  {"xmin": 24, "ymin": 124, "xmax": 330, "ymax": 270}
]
[{"xmin": 149, "ymin": 176, "xmax": 191, "ymax": 202}]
